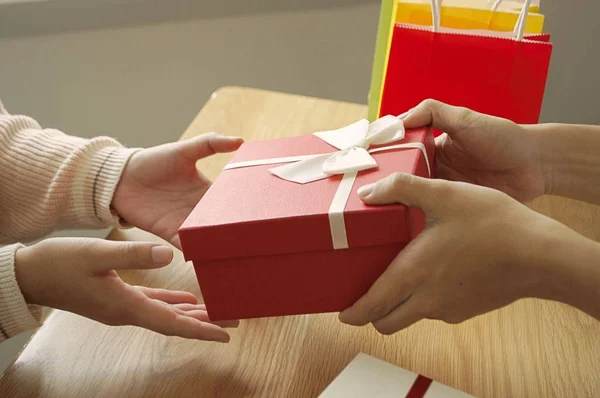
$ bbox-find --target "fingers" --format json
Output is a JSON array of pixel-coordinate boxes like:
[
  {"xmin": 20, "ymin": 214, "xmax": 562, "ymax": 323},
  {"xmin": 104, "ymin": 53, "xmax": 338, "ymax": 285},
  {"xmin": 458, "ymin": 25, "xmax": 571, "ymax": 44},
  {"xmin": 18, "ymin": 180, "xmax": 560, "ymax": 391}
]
[
  {"xmin": 170, "ymin": 235, "xmax": 182, "ymax": 251},
  {"xmin": 339, "ymin": 236, "xmax": 430, "ymax": 327},
  {"xmin": 371, "ymin": 296, "xmax": 428, "ymax": 335},
  {"xmin": 137, "ymin": 286, "xmax": 197, "ymax": 304},
  {"xmin": 180, "ymin": 311, "xmax": 240, "ymax": 329},
  {"xmin": 173, "ymin": 304, "xmax": 240, "ymax": 328},
  {"xmin": 357, "ymin": 172, "xmax": 444, "ymax": 212},
  {"xmin": 401, "ymin": 99, "xmax": 482, "ymax": 137},
  {"xmin": 82, "ymin": 240, "xmax": 174, "ymax": 272},
  {"xmin": 179, "ymin": 132, "xmax": 243, "ymax": 160},
  {"xmin": 174, "ymin": 303, "xmax": 207, "ymax": 311},
  {"xmin": 137, "ymin": 288, "xmax": 241, "ymax": 328},
  {"xmin": 215, "ymin": 320, "xmax": 240, "ymax": 329},
  {"xmin": 133, "ymin": 299, "xmax": 231, "ymax": 342}
]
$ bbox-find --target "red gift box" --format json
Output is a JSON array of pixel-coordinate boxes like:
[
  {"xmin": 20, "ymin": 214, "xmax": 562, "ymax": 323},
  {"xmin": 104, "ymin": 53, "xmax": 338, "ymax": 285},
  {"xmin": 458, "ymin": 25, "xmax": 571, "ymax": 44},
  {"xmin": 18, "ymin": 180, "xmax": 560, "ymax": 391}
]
[{"xmin": 179, "ymin": 122, "xmax": 435, "ymax": 321}]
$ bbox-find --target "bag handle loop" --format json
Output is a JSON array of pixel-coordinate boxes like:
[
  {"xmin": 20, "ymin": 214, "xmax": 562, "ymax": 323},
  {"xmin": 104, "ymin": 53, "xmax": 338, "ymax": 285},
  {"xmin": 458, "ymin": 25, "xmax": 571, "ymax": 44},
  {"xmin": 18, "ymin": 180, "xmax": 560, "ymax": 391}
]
[
  {"xmin": 429, "ymin": 0, "xmax": 532, "ymax": 41},
  {"xmin": 490, "ymin": 0, "xmax": 503, "ymax": 12},
  {"xmin": 431, "ymin": 0, "xmax": 441, "ymax": 32},
  {"xmin": 513, "ymin": 0, "xmax": 532, "ymax": 41}
]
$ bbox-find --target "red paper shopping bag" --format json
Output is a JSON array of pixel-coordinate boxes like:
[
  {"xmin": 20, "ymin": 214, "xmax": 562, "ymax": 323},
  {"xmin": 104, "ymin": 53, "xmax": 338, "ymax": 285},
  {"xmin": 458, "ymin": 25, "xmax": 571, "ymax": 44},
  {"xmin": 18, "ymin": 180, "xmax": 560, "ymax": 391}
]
[{"xmin": 379, "ymin": 0, "xmax": 552, "ymax": 127}]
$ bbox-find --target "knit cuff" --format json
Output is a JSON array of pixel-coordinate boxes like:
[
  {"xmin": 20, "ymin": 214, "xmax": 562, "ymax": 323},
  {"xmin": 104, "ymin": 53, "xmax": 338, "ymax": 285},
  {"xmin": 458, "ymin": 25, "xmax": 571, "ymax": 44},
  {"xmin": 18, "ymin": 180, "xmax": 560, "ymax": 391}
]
[
  {"xmin": 74, "ymin": 143, "xmax": 141, "ymax": 229},
  {"xmin": 0, "ymin": 244, "xmax": 43, "ymax": 342}
]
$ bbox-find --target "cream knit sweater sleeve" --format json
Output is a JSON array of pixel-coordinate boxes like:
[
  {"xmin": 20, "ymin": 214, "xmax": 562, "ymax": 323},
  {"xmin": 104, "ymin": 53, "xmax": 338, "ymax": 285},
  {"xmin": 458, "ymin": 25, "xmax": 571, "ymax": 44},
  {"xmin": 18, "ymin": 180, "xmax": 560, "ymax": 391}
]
[{"xmin": 0, "ymin": 100, "xmax": 139, "ymax": 341}]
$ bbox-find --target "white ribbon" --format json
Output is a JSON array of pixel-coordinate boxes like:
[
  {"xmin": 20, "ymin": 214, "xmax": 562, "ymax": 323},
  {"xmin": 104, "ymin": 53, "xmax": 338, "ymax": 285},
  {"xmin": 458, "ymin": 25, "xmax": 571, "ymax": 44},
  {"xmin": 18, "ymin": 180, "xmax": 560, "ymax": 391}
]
[
  {"xmin": 268, "ymin": 115, "xmax": 407, "ymax": 184},
  {"xmin": 223, "ymin": 116, "xmax": 431, "ymax": 250}
]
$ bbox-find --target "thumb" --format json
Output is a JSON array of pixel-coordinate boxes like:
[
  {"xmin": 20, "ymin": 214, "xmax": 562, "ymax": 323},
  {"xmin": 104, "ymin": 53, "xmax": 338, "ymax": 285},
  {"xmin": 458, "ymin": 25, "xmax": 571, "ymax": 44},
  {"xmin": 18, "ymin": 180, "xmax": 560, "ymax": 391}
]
[
  {"xmin": 179, "ymin": 132, "xmax": 243, "ymax": 160},
  {"xmin": 401, "ymin": 99, "xmax": 481, "ymax": 137},
  {"xmin": 357, "ymin": 173, "xmax": 442, "ymax": 212},
  {"xmin": 80, "ymin": 240, "xmax": 174, "ymax": 272}
]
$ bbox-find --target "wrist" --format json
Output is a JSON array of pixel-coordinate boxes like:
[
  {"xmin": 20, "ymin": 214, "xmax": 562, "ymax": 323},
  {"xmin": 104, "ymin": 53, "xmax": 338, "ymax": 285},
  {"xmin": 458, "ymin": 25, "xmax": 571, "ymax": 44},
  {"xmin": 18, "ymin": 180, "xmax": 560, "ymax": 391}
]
[
  {"xmin": 91, "ymin": 146, "xmax": 140, "ymax": 227},
  {"xmin": 14, "ymin": 245, "xmax": 40, "ymax": 305},
  {"xmin": 527, "ymin": 123, "xmax": 600, "ymax": 204},
  {"xmin": 524, "ymin": 123, "xmax": 562, "ymax": 197},
  {"xmin": 110, "ymin": 150, "xmax": 147, "ymax": 229},
  {"xmin": 0, "ymin": 244, "xmax": 43, "ymax": 337}
]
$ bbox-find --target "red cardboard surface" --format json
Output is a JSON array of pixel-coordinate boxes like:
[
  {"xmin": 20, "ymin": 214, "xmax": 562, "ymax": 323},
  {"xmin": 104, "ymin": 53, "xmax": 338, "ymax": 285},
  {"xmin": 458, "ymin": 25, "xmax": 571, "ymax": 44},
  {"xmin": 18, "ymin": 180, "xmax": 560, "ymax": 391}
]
[
  {"xmin": 180, "ymin": 128, "xmax": 434, "ymax": 262},
  {"xmin": 197, "ymin": 243, "xmax": 406, "ymax": 320},
  {"xmin": 178, "ymin": 127, "xmax": 435, "ymax": 320},
  {"xmin": 380, "ymin": 25, "xmax": 552, "ymax": 132}
]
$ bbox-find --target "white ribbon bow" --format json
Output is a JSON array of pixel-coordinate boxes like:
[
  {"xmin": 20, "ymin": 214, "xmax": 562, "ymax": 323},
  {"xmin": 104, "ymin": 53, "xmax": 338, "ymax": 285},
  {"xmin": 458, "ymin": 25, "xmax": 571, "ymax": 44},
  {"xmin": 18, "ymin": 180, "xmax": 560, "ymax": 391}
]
[{"xmin": 269, "ymin": 115, "xmax": 406, "ymax": 184}]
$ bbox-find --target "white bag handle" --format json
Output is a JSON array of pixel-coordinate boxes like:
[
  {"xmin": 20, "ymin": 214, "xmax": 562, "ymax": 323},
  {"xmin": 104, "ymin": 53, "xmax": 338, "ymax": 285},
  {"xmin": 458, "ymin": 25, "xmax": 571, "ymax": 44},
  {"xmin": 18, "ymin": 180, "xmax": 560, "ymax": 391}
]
[
  {"xmin": 430, "ymin": 0, "xmax": 532, "ymax": 41},
  {"xmin": 513, "ymin": 0, "xmax": 532, "ymax": 40},
  {"xmin": 430, "ymin": 0, "xmax": 441, "ymax": 32},
  {"xmin": 490, "ymin": 0, "xmax": 503, "ymax": 12}
]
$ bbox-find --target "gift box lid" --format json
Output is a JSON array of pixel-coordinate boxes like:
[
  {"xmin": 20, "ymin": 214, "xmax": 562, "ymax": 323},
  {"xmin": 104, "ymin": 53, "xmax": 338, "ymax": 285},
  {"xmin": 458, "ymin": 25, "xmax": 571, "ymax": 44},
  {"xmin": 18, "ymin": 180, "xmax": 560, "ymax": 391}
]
[{"xmin": 179, "ymin": 127, "xmax": 434, "ymax": 262}]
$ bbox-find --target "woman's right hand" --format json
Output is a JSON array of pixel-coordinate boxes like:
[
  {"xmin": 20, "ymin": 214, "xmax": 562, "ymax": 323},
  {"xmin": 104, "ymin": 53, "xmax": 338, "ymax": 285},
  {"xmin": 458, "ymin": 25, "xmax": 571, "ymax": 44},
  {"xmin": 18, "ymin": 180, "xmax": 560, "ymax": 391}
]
[
  {"xmin": 402, "ymin": 99, "xmax": 547, "ymax": 202},
  {"xmin": 15, "ymin": 238, "xmax": 239, "ymax": 342}
]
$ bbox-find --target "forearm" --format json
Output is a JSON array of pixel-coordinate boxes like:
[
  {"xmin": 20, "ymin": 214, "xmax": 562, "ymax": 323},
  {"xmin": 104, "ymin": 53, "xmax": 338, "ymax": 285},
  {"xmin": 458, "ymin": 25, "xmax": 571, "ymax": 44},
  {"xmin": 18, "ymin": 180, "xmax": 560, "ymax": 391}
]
[
  {"xmin": 530, "ymin": 220, "xmax": 600, "ymax": 321},
  {"xmin": 0, "ymin": 102, "xmax": 139, "ymax": 243},
  {"xmin": 529, "ymin": 123, "xmax": 600, "ymax": 205}
]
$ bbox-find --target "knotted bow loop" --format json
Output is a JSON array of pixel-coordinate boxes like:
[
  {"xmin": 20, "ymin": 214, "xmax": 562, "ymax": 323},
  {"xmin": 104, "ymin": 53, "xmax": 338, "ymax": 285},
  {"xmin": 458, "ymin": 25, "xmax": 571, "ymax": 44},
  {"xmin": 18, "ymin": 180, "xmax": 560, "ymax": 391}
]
[
  {"xmin": 269, "ymin": 115, "xmax": 406, "ymax": 184},
  {"xmin": 365, "ymin": 114, "xmax": 406, "ymax": 146}
]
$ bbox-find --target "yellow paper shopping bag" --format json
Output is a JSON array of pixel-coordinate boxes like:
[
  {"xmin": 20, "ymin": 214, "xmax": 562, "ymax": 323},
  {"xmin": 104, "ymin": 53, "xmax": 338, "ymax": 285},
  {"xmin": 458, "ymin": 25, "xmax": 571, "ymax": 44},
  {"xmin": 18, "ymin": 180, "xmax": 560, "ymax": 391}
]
[
  {"xmin": 396, "ymin": 0, "xmax": 544, "ymax": 33},
  {"xmin": 414, "ymin": 0, "xmax": 540, "ymax": 13}
]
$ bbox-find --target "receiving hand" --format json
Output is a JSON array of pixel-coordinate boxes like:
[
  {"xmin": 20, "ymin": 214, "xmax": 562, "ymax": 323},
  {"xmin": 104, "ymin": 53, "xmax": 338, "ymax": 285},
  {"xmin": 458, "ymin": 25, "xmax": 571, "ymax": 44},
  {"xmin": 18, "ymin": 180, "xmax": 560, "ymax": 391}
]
[
  {"xmin": 339, "ymin": 172, "xmax": 571, "ymax": 334},
  {"xmin": 402, "ymin": 99, "xmax": 545, "ymax": 202},
  {"xmin": 15, "ymin": 238, "xmax": 238, "ymax": 341},
  {"xmin": 112, "ymin": 133, "xmax": 243, "ymax": 248}
]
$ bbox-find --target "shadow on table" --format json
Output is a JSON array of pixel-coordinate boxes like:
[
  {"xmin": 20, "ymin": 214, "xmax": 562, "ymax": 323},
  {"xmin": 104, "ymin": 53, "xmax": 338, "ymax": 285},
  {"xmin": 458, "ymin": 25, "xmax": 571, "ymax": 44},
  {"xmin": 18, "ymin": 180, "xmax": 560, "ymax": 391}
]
[{"xmin": 0, "ymin": 352, "xmax": 254, "ymax": 398}]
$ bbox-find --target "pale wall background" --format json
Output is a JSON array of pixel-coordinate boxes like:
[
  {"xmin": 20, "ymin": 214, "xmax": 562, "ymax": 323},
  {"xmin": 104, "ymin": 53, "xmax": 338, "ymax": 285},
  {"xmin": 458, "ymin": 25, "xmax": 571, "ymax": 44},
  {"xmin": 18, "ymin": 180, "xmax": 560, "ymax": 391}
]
[{"xmin": 0, "ymin": 0, "xmax": 598, "ymax": 373}]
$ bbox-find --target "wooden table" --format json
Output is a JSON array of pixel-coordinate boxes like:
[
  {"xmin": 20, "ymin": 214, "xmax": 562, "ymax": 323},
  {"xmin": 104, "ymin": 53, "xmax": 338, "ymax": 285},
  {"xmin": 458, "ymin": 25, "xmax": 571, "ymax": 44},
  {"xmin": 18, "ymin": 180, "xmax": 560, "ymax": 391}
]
[{"xmin": 1, "ymin": 87, "xmax": 599, "ymax": 397}]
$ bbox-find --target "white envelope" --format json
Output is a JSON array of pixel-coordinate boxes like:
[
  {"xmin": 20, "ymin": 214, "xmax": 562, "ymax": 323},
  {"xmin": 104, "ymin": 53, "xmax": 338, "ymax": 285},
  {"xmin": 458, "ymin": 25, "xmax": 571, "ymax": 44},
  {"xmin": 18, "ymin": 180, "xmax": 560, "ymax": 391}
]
[{"xmin": 319, "ymin": 353, "xmax": 475, "ymax": 398}]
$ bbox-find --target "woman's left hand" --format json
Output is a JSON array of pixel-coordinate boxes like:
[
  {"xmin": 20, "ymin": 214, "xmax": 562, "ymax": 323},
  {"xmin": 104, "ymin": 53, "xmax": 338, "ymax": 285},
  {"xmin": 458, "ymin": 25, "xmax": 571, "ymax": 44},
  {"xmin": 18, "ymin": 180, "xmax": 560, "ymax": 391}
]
[{"xmin": 112, "ymin": 133, "xmax": 243, "ymax": 248}]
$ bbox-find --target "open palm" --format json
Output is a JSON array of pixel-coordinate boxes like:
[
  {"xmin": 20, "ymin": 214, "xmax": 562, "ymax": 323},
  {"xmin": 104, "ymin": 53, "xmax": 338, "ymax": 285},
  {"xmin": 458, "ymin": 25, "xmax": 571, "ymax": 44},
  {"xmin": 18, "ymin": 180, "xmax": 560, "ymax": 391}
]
[
  {"xmin": 112, "ymin": 133, "xmax": 243, "ymax": 247},
  {"xmin": 17, "ymin": 237, "xmax": 239, "ymax": 340}
]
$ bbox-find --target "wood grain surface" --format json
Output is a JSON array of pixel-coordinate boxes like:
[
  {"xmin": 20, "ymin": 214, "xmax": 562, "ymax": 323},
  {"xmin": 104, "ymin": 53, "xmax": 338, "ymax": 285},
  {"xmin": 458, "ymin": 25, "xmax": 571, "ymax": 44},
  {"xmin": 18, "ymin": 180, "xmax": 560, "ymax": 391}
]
[{"xmin": 0, "ymin": 87, "xmax": 598, "ymax": 397}]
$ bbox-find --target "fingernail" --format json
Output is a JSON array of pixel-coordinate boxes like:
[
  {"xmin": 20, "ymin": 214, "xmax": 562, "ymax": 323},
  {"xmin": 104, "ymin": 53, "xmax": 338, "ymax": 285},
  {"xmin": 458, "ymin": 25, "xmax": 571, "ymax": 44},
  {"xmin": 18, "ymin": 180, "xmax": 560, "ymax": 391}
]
[
  {"xmin": 357, "ymin": 183, "xmax": 375, "ymax": 198},
  {"xmin": 152, "ymin": 246, "xmax": 173, "ymax": 264}
]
